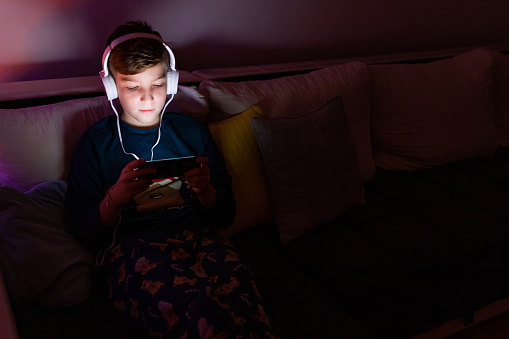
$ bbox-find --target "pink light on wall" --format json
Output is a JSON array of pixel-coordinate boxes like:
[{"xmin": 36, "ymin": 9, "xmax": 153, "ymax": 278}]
[
  {"xmin": 0, "ymin": 0, "xmax": 96, "ymax": 82},
  {"xmin": 1, "ymin": 0, "xmax": 508, "ymax": 83}
]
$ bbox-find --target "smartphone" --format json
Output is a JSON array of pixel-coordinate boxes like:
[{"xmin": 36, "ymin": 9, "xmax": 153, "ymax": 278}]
[{"xmin": 140, "ymin": 156, "xmax": 199, "ymax": 179}]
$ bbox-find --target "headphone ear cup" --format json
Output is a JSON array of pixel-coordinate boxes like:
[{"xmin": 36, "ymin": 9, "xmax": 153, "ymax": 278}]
[
  {"xmin": 166, "ymin": 70, "xmax": 179, "ymax": 95},
  {"xmin": 100, "ymin": 71, "xmax": 118, "ymax": 101}
]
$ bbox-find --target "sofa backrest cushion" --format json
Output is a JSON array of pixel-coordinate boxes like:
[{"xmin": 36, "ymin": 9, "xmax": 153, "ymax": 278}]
[
  {"xmin": 209, "ymin": 106, "xmax": 273, "ymax": 236},
  {"xmin": 251, "ymin": 96, "xmax": 365, "ymax": 244},
  {"xmin": 199, "ymin": 61, "xmax": 375, "ymax": 182},
  {"xmin": 0, "ymin": 96, "xmax": 111, "ymax": 192},
  {"xmin": 369, "ymin": 48, "xmax": 497, "ymax": 170},
  {"xmin": 0, "ymin": 86, "xmax": 208, "ymax": 191}
]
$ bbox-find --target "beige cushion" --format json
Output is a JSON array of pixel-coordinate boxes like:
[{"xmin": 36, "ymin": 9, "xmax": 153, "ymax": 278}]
[
  {"xmin": 199, "ymin": 61, "xmax": 375, "ymax": 182},
  {"xmin": 0, "ymin": 96, "xmax": 111, "ymax": 191},
  {"xmin": 369, "ymin": 49, "xmax": 497, "ymax": 170}
]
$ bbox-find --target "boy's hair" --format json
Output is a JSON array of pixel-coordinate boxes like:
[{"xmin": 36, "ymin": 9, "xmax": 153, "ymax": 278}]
[{"xmin": 106, "ymin": 21, "xmax": 170, "ymax": 77}]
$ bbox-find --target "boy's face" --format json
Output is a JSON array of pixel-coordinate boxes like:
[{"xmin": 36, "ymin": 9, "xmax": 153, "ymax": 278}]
[{"xmin": 115, "ymin": 62, "xmax": 168, "ymax": 129}]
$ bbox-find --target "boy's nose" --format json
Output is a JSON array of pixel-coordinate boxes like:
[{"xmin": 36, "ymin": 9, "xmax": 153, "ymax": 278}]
[{"xmin": 140, "ymin": 89, "xmax": 154, "ymax": 101}]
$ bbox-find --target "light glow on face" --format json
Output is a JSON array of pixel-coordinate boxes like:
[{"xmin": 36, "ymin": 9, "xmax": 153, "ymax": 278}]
[{"xmin": 116, "ymin": 62, "xmax": 168, "ymax": 129}]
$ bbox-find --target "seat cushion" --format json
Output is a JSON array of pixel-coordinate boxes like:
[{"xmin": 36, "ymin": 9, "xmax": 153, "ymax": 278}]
[{"xmin": 283, "ymin": 150, "xmax": 509, "ymax": 337}]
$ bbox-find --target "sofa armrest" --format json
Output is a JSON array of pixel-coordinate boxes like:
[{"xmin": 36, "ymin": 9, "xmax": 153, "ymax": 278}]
[{"xmin": 0, "ymin": 269, "xmax": 19, "ymax": 339}]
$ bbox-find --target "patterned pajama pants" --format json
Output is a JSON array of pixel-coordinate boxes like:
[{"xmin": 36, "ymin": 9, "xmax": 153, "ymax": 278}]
[{"xmin": 104, "ymin": 227, "xmax": 280, "ymax": 339}]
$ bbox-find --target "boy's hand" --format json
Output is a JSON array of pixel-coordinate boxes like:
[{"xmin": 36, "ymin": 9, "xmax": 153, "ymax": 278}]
[
  {"xmin": 183, "ymin": 157, "xmax": 211, "ymax": 195},
  {"xmin": 183, "ymin": 157, "xmax": 217, "ymax": 209},
  {"xmin": 100, "ymin": 158, "xmax": 155, "ymax": 228},
  {"xmin": 108, "ymin": 158, "xmax": 156, "ymax": 207}
]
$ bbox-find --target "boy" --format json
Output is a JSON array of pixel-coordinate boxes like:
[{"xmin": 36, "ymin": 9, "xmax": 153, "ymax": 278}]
[{"xmin": 66, "ymin": 21, "xmax": 279, "ymax": 338}]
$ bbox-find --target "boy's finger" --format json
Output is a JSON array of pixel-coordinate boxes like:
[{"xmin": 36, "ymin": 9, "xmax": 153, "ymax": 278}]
[
  {"xmin": 196, "ymin": 157, "xmax": 210, "ymax": 165},
  {"xmin": 125, "ymin": 158, "xmax": 146, "ymax": 172}
]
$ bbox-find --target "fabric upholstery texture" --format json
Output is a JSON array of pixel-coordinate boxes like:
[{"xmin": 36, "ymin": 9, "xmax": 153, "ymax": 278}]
[
  {"xmin": 0, "ymin": 96, "xmax": 111, "ymax": 191},
  {"xmin": 369, "ymin": 49, "xmax": 498, "ymax": 170},
  {"xmin": 208, "ymin": 106, "xmax": 273, "ymax": 236},
  {"xmin": 0, "ymin": 181, "xmax": 93, "ymax": 308},
  {"xmin": 199, "ymin": 61, "xmax": 375, "ymax": 182},
  {"xmin": 250, "ymin": 96, "xmax": 365, "ymax": 244}
]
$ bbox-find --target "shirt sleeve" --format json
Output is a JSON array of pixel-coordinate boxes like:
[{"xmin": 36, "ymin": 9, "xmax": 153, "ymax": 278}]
[{"xmin": 66, "ymin": 132, "xmax": 112, "ymax": 254}]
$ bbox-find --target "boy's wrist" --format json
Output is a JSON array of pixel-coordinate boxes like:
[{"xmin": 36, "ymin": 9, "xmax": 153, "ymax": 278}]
[
  {"xmin": 104, "ymin": 186, "xmax": 124, "ymax": 209},
  {"xmin": 105, "ymin": 187, "xmax": 114, "ymax": 207},
  {"xmin": 100, "ymin": 187, "xmax": 122, "ymax": 228}
]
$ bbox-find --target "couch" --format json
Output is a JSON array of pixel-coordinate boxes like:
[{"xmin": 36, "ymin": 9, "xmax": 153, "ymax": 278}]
[{"xmin": 2, "ymin": 47, "xmax": 509, "ymax": 338}]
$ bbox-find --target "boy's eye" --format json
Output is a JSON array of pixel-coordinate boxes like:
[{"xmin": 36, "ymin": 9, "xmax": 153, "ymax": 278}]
[
  {"xmin": 127, "ymin": 86, "xmax": 138, "ymax": 91},
  {"xmin": 153, "ymin": 84, "xmax": 164, "ymax": 88}
]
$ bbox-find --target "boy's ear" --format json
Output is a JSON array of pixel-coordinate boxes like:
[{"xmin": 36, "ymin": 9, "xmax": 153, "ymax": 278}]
[{"xmin": 100, "ymin": 70, "xmax": 119, "ymax": 101}]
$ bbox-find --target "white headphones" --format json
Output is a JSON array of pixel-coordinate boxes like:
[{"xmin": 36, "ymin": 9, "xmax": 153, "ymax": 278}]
[{"xmin": 99, "ymin": 32, "xmax": 179, "ymax": 101}]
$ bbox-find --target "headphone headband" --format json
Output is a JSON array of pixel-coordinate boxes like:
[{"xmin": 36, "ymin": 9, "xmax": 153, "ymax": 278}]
[{"xmin": 101, "ymin": 32, "xmax": 176, "ymax": 77}]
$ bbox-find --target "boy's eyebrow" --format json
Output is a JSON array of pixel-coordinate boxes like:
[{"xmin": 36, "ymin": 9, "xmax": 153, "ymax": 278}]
[
  {"xmin": 118, "ymin": 73, "xmax": 167, "ymax": 82},
  {"xmin": 118, "ymin": 75, "xmax": 136, "ymax": 82}
]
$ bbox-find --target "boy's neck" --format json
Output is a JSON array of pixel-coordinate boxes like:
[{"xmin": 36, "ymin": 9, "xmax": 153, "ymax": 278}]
[{"xmin": 120, "ymin": 111, "xmax": 162, "ymax": 130}]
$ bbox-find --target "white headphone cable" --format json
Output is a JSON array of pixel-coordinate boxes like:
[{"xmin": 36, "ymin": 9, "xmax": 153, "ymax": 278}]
[
  {"xmin": 150, "ymin": 93, "xmax": 174, "ymax": 161},
  {"xmin": 95, "ymin": 214, "xmax": 121, "ymax": 267},
  {"xmin": 110, "ymin": 100, "xmax": 139, "ymax": 160},
  {"xmin": 109, "ymin": 93, "xmax": 175, "ymax": 161}
]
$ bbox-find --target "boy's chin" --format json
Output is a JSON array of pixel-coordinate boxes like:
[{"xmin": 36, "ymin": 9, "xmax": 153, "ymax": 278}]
[{"xmin": 121, "ymin": 116, "xmax": 161, "ymax": 129}]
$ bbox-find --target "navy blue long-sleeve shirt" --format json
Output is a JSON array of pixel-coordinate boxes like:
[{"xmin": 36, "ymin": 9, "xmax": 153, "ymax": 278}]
[{"xmin": 66, "ymin": 112, "xmax": 235, "ymax": 254}]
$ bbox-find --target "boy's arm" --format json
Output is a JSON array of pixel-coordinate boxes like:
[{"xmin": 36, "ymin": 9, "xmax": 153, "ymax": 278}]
[
  {"xmin": 66, "ymin": 133, "xmax": 152, "ymax": 252},
  {"xmin": 66, "ymin": 137, "xmax": 109, "ymax": 253}
]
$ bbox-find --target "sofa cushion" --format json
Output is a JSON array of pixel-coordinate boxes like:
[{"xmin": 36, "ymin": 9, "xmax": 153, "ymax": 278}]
[
  {"xmin": 493, "ymin": 51, "xmax": 509, "ymax": 147},
  {"xmin": 199, "ymin": 61, "xmax": 375, "ymax": 182},
  {"xmin": 0, "ymin": 181, "xmax": 94, "ymax": 308},
  {"xmin": 250, "ymin": 96, "xmax": 365, "ymax": 244},
  {"xmin": 369, "ymin": 48, "xmax": 497, "ymax": 170},
  {"xmin": 167, "ymin": 85, "xmax": 209, "ymax": 123},
  {"xmin": 0, "ymin": 96, "xmax": 110, "ymax": 191},
  {"xmin": 0, "ymin": 86, "xmax": 208, "ymax": 191},
  {"xmin": 208, "ymin": 106, "xmax": 273, "ymax": 236}
]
